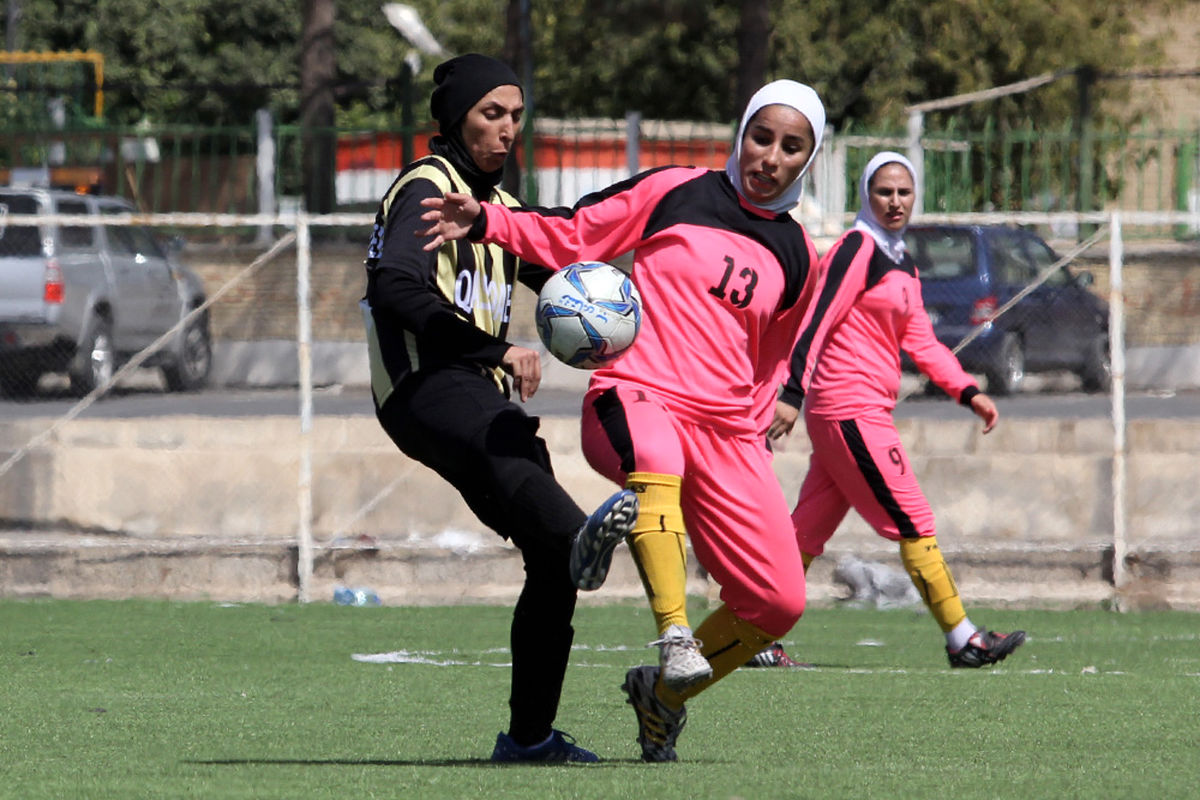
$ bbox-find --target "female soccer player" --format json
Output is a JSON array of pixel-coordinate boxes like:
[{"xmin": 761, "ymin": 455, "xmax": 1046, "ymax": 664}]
[
  {"xmin": 420, "ymin": 79, "xmax": 828, "ymax": 762},
  {"xmin": 770, "ymin": 151, "xmax": 1025, "ymax": 668},
  {"xmin": 362, "ymin": 53, "xmax": 638, "ymax": 764}
]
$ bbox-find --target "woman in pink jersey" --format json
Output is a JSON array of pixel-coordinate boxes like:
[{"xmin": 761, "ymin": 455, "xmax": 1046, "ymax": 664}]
[
  {"xmin": 421, "ymin": 80, "xmax": 827, "ymax": 762},
  {"xmin": 771, "ymin": 151, "xmax": 1025, "ymax": 668}
]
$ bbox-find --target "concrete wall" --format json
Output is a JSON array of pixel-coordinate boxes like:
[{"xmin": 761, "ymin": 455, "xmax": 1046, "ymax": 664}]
[{"xmin": 2, "ymin": 411, "xmax": 1199, "ymax": 609}]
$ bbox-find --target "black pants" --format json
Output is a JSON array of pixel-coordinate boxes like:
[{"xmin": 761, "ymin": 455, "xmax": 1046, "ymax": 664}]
[{"xmin": 376, "ymin": 366, "xmax": 587, "ymax": 745}]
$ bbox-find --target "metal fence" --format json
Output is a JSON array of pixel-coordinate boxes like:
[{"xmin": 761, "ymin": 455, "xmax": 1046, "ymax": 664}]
[
  {"xmin": 1, "ymin": 116, "xmax": 1198, "ymax": 238},
  {"xmin": 0, "ymin": 209, "xmax": 1198, "ymax": 609}
]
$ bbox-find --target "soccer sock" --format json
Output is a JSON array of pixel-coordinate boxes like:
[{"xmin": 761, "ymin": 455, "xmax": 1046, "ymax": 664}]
[
  {"xmin": 946, "ymin": 617, "xmax": 978, "ymax": 652},
  {"xmin": 899, "ymin": 536, "xmax": 968, "ymax": 634},
  {"xmin": 657, "ymin": 603, "xmax": 776, "ymax": 709},
  {"xmin": 625, "ymin": 472, "xmax": 690, "ymax": 634}
]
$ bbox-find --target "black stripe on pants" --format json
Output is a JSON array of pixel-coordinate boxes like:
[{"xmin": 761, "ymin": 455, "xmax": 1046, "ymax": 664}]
[{"xmin": 837, "ymin": 419, "xmax": 919, "ymax": 539}]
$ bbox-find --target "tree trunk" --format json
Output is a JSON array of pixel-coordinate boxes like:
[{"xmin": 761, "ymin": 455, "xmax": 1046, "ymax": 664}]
[
  {"xmin": 735, "ymin": 0, "xmax": 770, "ymax": 117},
  {"xmin": 300, "ymin": 0, "xmax": 336, "ymax": 214},
  {"xmin": 501, "ymin": 0, "xmax": 528, "ymax": 199}
]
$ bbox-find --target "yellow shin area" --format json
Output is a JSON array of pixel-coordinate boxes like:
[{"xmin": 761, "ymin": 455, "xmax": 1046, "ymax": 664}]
[
  {"xmin": 626, "ymin": 471, "xmax": 689, "ymax": 633},
  {"xmin": 899, "ymin": 536, "xmax": 967, "ymax": 633}
]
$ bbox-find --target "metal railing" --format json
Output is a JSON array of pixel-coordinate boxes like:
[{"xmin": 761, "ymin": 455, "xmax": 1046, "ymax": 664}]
[{"xmin": 0, "ymin": 116, "xmax": 1197, "ymax": 238}]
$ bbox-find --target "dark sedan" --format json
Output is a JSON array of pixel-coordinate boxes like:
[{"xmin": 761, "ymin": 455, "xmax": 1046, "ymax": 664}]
[{"xmin": 904, "ymin": 224, "xmax": 1110, "ymax": 395}]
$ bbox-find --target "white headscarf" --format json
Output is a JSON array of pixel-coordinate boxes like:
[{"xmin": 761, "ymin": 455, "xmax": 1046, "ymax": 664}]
[
  {"xmin": 724, "ymin": 79, "xmax": 826, "ymax": 214},
  {"xmin": 853, "ymin": 151, "xmax": 917, "ymax": 264}
]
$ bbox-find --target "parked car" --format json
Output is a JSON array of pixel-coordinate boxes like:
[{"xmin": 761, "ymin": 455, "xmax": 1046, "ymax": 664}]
[
  {"xmin": 0, "ymin": 187, "xmax": 211, "ymax": 397},
  {"xmin": 903, "ymin": 224, "xmax": 1110, "ymax": 395}
]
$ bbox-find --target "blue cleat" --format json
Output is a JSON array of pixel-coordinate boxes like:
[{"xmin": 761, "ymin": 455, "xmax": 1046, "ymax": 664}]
[
  {"xmin": 569, "ymin": 489, "xmax": 638, "ymax": 591},
  {"xmin": 490, "ymin": 729, "xmax": 600, "ymax": 763}
]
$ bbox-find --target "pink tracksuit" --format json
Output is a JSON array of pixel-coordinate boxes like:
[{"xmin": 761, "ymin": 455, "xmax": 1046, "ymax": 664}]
[
  {"xmin": 781, "ymin": 229, "xmax": 981, "ymax": 554},
  {"xmin": 479, "ymin": 166, "xmax": 824, "ymax": 635}
]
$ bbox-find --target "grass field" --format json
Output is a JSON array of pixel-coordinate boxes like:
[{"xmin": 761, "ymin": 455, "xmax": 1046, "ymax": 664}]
[{"xmin": 2, "ymin": 598, "xmax": 1198, "ymax": 799}]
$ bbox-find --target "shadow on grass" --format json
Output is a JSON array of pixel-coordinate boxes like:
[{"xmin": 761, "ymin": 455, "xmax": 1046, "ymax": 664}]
[{"xmin": 185, "ymin": 757, "xmax": 654, "ymax": 767}]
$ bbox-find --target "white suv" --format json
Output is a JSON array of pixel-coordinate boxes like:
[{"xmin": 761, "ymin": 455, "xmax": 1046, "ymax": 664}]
[{"xmin": 0, "ymin": 187, "xmax": 211, "ymax": 396}]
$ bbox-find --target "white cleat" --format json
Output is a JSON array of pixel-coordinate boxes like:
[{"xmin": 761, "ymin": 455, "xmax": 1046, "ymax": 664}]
[{"xmin": 651, "ymin": 624, "xmax": 712, "ymax": 693}]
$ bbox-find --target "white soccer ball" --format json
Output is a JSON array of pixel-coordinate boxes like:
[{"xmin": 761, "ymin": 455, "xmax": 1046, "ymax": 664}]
[{"xmin": 536, "ymin": 261, "xmax": 642, "ymax": 369}]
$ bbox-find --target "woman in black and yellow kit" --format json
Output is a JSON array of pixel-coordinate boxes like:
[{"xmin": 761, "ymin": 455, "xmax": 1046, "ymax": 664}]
[{"xmin": 361, "ymin": 54, "xmax": 637, "ymax": 763}]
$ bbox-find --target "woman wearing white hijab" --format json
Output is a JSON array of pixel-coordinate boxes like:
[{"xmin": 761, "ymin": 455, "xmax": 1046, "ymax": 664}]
[
  {"xmin": 766, "ymin": 152, "xmax": 1024, "ymax": 670},
  {"xmin": 421, "ymin": 80, "xmax": 830, "ymax": 762}
]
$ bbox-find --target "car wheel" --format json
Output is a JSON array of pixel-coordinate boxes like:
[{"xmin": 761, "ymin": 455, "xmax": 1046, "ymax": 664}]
[
  {"xmin": 162, "ymin": 317, "xmax": 212, "ymax": 392},
  {"xmin": 1079, "ymin": 335, "xmax": 1111, "ymax": 393},
  {"xmin": 985, "ymin": 334, "xmax": 1025, "ymax": 396},
  {"xmin": 0, "ymin": 364, "xmax": 42, "ymax": 398},
  {"xmin": 69, "ymin": 318, "xmax": 116, "ymax": 396}
]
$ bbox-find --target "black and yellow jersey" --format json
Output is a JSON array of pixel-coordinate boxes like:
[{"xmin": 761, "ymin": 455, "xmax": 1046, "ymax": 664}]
[{"xmin": 362, "ymin": 155, "xmax": 549, "ymax": 407}]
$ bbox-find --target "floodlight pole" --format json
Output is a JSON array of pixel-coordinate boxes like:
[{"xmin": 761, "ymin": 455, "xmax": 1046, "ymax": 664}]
[{"xmin": 382, "ymin": 5, "xmax": 446, "ymax": 168}]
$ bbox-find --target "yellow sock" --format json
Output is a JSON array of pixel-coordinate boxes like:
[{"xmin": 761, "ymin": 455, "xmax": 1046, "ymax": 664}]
[
  {"xmin": 899, "ymin": 536, "xmax": 967, "ymax": 633},
  {"xmin": 657, "ymin": 603, "xmax": 776, "ymax": 708},
  {"xmin": 626, "ymin": 472, "xmax": 689, "ymax": 634}
]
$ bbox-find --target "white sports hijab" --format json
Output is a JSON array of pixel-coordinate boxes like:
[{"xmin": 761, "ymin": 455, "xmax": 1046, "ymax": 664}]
[
  {"xmin": 724, "ymin": 79, "xmax": 826, "ymax": 214},
  {"xmin": 853, "ymin": 151, "xmax": 917, "ymax": 264}
]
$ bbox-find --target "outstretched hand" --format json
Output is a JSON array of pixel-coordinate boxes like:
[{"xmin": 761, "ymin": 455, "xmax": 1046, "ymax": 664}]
[
  {"xmin": 419, "ymin": 192, "xmax": 482, "ymax": 251},
  {"xmin": 971, "ymin": 392, "xmax": 999, "ymax": 434}
]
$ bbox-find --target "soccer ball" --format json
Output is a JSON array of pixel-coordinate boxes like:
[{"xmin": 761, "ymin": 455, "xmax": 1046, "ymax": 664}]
[{"xmin": 536, "ymin": 261, "xmax": 642, "ymax": 369}]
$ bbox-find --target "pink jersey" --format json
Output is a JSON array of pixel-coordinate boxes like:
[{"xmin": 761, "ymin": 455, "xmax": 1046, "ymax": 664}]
[
  {"xmin": 480, "ymin": 166, "xmax": 821, "ymax": 436},
  {"xmin": 784, "ymin": 230, "xmax": 977, "ymax": 419}
]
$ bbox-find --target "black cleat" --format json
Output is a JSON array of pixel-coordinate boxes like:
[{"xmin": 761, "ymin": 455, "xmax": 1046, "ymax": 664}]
[
  {"xmin": 947, "ymin": 628, "xmax": 1026, "ymax": 668},
  {"xmin": 621, "ymin": 665, "xmax": 687, "ymax": 763},
  {"xmin": 744, "ymin": 641, "xmax": 813, "ymax": 669}
]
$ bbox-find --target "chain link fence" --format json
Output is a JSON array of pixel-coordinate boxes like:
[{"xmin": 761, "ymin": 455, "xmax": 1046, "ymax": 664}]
[{"xmin": 0, "ymin": 207, "xmax": 1198, "ymax": 608}]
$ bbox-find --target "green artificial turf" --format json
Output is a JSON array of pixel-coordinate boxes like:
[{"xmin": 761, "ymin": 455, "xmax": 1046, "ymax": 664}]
[{"xmin": 1, "ymin": 599, "xmax": 1197, "ymax": 799}]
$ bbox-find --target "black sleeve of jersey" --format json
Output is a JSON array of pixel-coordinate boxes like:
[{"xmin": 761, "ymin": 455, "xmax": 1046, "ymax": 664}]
[
  {"xmin": 516, "ymin": 261, "xmax": 554, "ymax": 293},
  {"xmin": 779, "ymin": 231, "xmax": 865, "ymax": 407},
  {"xmin": 368, "ymin": 178, "xmax": 510, "ymax": 366}
]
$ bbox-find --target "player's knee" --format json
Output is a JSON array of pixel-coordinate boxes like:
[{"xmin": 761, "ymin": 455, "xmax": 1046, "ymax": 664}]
[{"xmin": 741, "ymin": 583, "xmax": 806, "ymax": 639}]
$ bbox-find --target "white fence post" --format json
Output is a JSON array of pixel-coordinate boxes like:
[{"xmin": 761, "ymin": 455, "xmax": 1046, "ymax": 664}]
[
  {"xmin": 625, "ymin": 111, "xmax": 641, "ymax": 177},
  {"xmin": 255, "ymin": 109, "xmax": 276, "ymax": 246},
  {"xmin": 906, "ymin": 109, "xmax": 925, "ymax": 217},
  {"xmin": 1109, "ymin": 212, "xmax": 1127, "ymax": 602},
  {"xmin": 296, "ymin": 213, "xmax": 315, "ymax": 603}
]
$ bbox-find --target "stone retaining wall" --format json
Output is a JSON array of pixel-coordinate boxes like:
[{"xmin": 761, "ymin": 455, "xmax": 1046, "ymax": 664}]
[{"xmin": 2, "ymin": 414, "xmax": 1198, "ymax": 609}]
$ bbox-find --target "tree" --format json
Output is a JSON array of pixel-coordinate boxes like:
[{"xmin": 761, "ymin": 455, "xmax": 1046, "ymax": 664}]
[
  {"xmin": 770, "ymin": 0, "xmax": 1174, "ymax": 131},
  {"xmin": 300, "ymin": 0, "xmax": 336, "ymax": 213},
  {"xmin": 0, "ymin": 0, "xmax": 1176, "ymax": 134},
  {"xmin": 6, "ymin": 0, "xmax": 300, "ymax": 125},
  {"xmin": 735, "ymin": 0, "xmax": 770, "ymax": 116}
]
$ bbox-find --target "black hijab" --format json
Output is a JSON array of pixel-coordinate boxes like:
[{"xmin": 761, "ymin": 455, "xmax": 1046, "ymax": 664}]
[{"xmin": 428, "ymin": 53, "xmax": 522, "ymax": 197}]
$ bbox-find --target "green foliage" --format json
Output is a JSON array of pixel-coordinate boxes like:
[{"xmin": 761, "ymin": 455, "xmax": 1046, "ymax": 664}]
[
  {"xmin": 530, "ymin": 0, "xmax": 741, "ymax": 121},
  {"xmin": 10, "ymin": 0, "xmax": 300, "ymax": 125},
  {"xmin": 773, "ymin": 0, "xmax": 1176, "ymax": 131},
  {"xmin": 2, "ymin": 599, "xmax": 1199, "ymax": 799},
  {"xmin": 0, "ymin": 0, "xmax": 1178, "ymax": 130}
]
